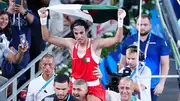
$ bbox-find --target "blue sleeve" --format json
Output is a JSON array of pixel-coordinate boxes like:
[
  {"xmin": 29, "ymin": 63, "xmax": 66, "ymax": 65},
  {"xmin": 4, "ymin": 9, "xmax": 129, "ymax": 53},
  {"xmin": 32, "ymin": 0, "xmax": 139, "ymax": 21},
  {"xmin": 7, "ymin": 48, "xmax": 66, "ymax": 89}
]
[
  {"xmin": 28, "ymin": 10, "xmax": 39, "ymax": 25},
  {"xmin": 160, "ymin": 39, "xmax": 170, "ymax": 56},
  {"xmin": 121, "ymin": 37, "xmax": 130, "ymax": 55}
]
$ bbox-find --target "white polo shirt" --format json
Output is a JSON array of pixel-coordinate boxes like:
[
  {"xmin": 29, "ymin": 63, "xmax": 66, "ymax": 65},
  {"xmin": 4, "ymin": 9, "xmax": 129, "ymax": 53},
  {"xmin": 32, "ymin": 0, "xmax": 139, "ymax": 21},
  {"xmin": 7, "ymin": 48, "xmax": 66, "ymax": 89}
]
[
  {"xmin": 106, "ymin": 90, "xmax": 141, "ymax": 101},
  {"xmin": 26, "ymin": 75, "xmax": 55, "ymax": 101}
]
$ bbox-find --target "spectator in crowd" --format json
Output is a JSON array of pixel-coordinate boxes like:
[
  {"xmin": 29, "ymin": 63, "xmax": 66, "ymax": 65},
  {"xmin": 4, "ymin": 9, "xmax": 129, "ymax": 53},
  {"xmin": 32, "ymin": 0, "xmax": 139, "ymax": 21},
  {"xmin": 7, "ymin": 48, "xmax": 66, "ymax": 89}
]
[
  {"xmin": 42, "ymin": 74, "xmax": 79, "ymax": 101},
  {"xmin": 118, "ymin": 14, "xmax": 170, "ymax": 101},
  {"xmin": 72, "ymin": 79, "xmax": 88, "ymax": 101},
  {"xmin": 0, "ymin": 10, "xmax": 28, "ymax": 69},
  {"xmin": 118, "ymin": 45, "xmax": 151, "ymax": 101},
  {"xmin": 6, "ymin": 0, "xmax": 39, "ymax": 86},
  {"xmin": 0, "ymin": 10, "xmax": 12, "ymax": 44},
  {"xmin": 27, "ymin": 0, "xmax": 48, "ymax": 62},
  {"xmin": 107, "ymin": 77, "xmax": 141, "ymax": 101},
  {"xmin": 38, "ymin": 7, "xmax": 126, "ymax": 101},
  {"xmin": 26, "ymin": 54, "xmax": 55, "ymax": 101}
]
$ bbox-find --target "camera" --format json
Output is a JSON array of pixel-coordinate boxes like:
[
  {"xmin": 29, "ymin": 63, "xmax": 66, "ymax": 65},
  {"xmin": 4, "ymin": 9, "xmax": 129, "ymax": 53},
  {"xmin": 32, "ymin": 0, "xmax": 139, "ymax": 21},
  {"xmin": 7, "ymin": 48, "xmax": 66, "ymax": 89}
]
[
  {"xmin": 122, "ymin": 66, "xmax": 132, "ymax": 77},
  {"xmin": 106, "ymin": 72, "xmax": 123, "ymax": 92},
  {"xmin": 106, "ymin": 66, "xmax": 132, "ymax": 93}
]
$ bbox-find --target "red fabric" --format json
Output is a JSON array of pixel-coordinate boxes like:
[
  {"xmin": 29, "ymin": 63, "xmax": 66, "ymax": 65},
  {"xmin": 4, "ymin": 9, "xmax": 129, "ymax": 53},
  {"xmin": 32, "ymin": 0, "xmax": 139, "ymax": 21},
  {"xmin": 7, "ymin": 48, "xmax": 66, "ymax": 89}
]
[
  {"xmin": 72, "ymin": 40, "xmax": 98, "ymax": 81},
  {"xmin": 70, "ymin": 39, "xmax": 105, "ymax": 101}
]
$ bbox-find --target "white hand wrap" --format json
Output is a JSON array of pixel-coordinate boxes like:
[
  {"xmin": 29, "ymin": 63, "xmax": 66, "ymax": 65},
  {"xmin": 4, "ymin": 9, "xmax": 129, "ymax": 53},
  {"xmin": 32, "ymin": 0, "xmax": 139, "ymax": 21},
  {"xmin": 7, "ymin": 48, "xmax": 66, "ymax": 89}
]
[
  {"xmin": 38, "ymin": 10, "xmax": 48, "ymax": 25},
  {"xmin": 40, "ymin": 17, "xmax": 47, "ymax": 25},
  {"xmin": 118, "ymin": 9, "xmax": 126, "ymax": 27}
]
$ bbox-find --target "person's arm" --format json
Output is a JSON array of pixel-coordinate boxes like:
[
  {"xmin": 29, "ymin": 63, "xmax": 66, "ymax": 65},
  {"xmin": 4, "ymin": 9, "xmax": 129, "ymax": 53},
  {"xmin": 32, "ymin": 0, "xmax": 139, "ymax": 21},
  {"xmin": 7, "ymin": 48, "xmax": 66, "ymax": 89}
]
[
  {"xmin": 154, "ymin": 40, "xmax": 170, "ymax": 95},
  {"xmin": 133, "ymin": 83, "xmax": 146, "ymax": 93},
  {"xmin": 6, "ymin": 41, "xmax": 28, "ymax": 64},
  {"xmin": 134, "ymin": 66, "xmax": 152, "ymax": 93},
  {"xmin": 95, "ymin": 9, "xmax": 126, "ymax": 49},
  {"xmin": 118, "ymin": 54, "xmax": 126, "ymax": 72},
  {"xmin": 154, "ymin": 55, "xmax": 169, "ymax": 95},
  {"xmin": 38, "ymin": 7, "xmax": 74, "ymax": 49},
  {"xmin": 14, "ymin": 4, "xmax": 34, "ymax": 24}
]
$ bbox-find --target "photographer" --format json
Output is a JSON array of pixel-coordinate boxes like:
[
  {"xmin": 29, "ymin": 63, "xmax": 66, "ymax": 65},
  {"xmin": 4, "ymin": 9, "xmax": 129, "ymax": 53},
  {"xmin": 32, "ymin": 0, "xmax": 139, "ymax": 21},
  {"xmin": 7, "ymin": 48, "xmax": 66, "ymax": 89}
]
[
  {"xmin": 119, "ymin": 45, "xmax": 151, "ymax": 101},
  {"xmin": 106, "ymin": 45, "xmax": 151, "ymax": 101}
]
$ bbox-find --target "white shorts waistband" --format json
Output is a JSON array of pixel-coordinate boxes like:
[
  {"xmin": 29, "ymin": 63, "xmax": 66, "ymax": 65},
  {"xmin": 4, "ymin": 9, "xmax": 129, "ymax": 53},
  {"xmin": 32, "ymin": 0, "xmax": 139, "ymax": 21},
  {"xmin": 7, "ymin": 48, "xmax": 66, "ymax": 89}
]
[{"xmin": 72, "ymin": 77, "xmax": 100, "ymax": 86}]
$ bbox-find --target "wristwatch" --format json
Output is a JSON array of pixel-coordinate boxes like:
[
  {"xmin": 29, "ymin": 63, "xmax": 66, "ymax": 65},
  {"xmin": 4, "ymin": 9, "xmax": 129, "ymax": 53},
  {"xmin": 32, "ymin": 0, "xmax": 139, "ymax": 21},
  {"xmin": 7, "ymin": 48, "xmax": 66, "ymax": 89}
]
[{"xmin": 23, "ymin": 10, "xmax": 28, "ymax": 16}]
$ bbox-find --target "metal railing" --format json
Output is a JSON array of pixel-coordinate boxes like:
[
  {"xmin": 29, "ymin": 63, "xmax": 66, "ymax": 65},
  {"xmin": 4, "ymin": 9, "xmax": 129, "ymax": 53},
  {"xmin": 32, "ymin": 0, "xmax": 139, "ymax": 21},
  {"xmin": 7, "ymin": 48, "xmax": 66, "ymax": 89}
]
[{"xmin": 0, "ymin": 45, "xmax": 55, "ymax": 101}]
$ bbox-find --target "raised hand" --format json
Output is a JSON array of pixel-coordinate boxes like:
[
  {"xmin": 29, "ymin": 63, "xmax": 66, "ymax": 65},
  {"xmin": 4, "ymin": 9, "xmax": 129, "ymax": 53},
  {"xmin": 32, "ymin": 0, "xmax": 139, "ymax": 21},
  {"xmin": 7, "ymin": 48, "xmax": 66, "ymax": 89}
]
[
  {"xmin": 14, "ymin": 4, "xmax": 25, "ymax": 14},
  {"xmin": 18, "ymin": 41, "xmax": 29, "ymax": 53},
  {"xmin": 38, "ymin": 7, "xmax": 48, "ymax": 18},
  {"xmin": 38, "ymin": 7, "xmax": 48, "ymax": 25},
  {"xmin": 117, "ymin": 9, "xmax": 126, "ymax": 27},
  {"xmin": 118, "ymin": 9, "xmax": 126, "ymax": 20}
]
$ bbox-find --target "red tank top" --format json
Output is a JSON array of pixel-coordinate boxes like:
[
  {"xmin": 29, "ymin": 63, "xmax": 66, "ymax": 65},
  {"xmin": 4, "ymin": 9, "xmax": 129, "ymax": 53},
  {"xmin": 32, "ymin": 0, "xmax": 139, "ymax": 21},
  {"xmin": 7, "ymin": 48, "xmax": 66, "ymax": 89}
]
[{"xmin": 72, "ymin": 39, "xmax": 99, "ymax": 81}]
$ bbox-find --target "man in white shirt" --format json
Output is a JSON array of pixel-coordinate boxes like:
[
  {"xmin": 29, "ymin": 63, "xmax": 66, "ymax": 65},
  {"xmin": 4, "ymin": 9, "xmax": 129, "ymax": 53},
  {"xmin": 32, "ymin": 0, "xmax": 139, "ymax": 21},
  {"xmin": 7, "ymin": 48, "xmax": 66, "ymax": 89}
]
[
  {"xmin": 25, "ymin": 54, "xmax": 55, "ymax": 101},
  {"xmin": 106, "ymin": 77, "xmax": 141, "ymax": 101},
  {"xmin": 106, "ymin": 45, "xmax": 151, "ymax": 101},
  {"xmin": 119, "ymin": 45, "xmax": 152, "ymax": 101}
]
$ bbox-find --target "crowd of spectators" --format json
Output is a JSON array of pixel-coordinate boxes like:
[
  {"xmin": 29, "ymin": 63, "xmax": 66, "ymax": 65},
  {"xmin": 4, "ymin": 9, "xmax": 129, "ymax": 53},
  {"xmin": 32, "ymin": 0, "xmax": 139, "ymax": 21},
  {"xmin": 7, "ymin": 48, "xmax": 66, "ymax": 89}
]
[{"xmin": 0, "ymin": 0, "xmax": 172, "ymax": 101}]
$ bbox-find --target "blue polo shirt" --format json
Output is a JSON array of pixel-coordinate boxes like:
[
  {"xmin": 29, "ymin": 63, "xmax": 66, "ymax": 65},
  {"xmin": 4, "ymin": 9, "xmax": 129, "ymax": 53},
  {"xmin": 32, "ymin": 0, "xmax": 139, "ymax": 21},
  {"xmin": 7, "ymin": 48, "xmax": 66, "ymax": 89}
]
[{"xmin": 121, "ymin": 33, "xmax": 169, "ymax": 88}]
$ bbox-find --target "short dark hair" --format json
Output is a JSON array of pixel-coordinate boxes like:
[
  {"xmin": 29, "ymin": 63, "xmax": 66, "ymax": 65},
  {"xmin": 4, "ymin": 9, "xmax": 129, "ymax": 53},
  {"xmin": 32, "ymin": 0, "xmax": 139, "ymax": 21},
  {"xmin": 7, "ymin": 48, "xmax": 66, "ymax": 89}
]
[
  {"xmin": 54, "ymin": 74, "xmax": 70, "ymax": 84},
  {"xmin": 137, "ymin": 14, "xmax": 151, "ymax": 22},
  {"xmin": 70, "ymin": 19, "xmax": 89, "ymax": 31},
  {"xmin": 126, "ymin": 45, "xmax": 145, "ymax": 61},
  {"xmin": 126, "ymin": 45, "xmax": 137, "ymax": 53}
]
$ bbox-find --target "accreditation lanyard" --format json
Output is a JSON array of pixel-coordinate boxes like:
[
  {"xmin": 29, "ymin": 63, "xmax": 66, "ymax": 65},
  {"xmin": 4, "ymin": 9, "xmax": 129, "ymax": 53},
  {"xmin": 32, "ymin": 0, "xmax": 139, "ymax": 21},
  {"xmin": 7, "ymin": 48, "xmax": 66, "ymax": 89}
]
[
  {"xmin": 66, "ymin": 94, "xmax": 70, "ymax": 101},
  {"xmin": 130, "ymin": 63, "xmax": 145, "ymax": 79},
  {"xmin": 120, "ymin": 96, "xmax": 137, "ymax": 101},
  {"xmin": 143, "ymin": 33, "xmax": 152, "ymax": 59},
  {"xmin": 35, "ymin": 75, "xmax": 55, "ymax": 99}
]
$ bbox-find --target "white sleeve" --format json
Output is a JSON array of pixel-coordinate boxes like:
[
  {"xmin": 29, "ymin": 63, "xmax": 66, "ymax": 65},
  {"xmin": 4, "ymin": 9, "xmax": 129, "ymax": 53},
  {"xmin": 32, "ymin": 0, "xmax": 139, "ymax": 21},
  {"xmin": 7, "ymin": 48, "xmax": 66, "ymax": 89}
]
[
  {"xmin": 26, "ymin": 81, "xmax": 35, "ymax": 101},
  {"xmin": 139, "ymin": 66, "xmax": 151, "ymax": 89},
  {"xmin": 106, "ymin": 90, "xmax": 120, "ymax": 101}
]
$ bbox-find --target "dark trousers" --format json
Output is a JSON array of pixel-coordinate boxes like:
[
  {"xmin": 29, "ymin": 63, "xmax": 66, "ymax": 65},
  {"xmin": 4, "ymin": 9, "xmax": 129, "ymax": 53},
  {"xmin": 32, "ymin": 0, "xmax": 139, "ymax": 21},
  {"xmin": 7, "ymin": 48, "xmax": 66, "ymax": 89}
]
[{"xmin": 151, "ymin": 88, "xmax": 158, "ymax": 101}]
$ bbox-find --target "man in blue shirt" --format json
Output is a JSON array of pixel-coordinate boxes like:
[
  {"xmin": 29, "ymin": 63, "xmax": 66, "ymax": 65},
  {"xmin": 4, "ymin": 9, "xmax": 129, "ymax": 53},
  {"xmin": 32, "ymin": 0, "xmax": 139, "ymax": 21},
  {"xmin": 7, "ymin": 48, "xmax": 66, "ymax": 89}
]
[{"xmin": 118, "ymin": 14, "xmax": 170, "ymax": 101}]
